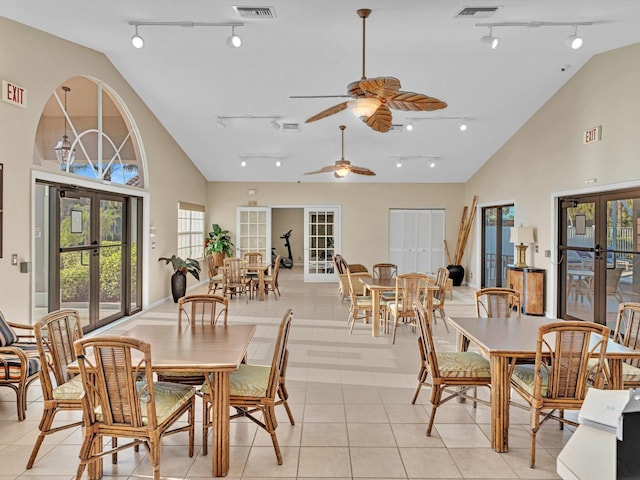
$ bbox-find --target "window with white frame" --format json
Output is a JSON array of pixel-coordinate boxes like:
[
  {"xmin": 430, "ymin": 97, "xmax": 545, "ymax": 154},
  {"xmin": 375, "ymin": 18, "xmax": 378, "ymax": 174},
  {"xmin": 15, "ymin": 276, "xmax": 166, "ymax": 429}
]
[{"xmin": 178, "ymin": 202, "xmax": 205, "ymax": 259}]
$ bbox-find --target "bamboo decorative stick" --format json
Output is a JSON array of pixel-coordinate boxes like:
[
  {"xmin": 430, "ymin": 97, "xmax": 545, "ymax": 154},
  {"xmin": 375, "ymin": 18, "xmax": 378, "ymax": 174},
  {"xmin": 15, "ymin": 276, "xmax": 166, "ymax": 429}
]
[
  {"xmin": 444, "ymin": 239, "xmax": 452, "ymax": 265},
  {"xmin": 453, "ymin": 195, "xmax": 478, "ymax": 265}
]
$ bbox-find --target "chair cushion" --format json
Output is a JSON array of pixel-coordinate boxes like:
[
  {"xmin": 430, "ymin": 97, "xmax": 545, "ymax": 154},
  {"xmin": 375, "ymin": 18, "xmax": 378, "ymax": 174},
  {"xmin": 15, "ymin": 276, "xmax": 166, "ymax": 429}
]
[
  {"xmin": 622, "ymin": 362, "xmax": 640, "ymax": 385},
  {"xmin": 435, "ymin": 352, "xmax": 491, "ymax": 378},
  {"xmin": 511, "ymin": 364, "xmax": 549, "ymax": 396},
  {"xmin": 0, "ymin": 314, "xmax": 18, "ymax": 347},
  {"xmin": 0, "ymin": 350, "xmax": 41, "ymax": 380},
  {"xmin": 354, "ymin": 296, "xmax": 372, "ymax": 307},
  {"xmin": 53, "ymin": 374, "xmax": 84, "ymax": 400},
  {"xmin": 201, "ymin": 364, "xmax": 271, "ymax": 398},
  {"xmin": 210, "ymin": 274, "xmax": 223, "ymax": 282},
  {"xmin": 94, "ymin": 381, "xmax": 194, "ymax": 425},
  {"xmin": 380, "ymin": 291, "xmax": 396, "ymax": 301}
]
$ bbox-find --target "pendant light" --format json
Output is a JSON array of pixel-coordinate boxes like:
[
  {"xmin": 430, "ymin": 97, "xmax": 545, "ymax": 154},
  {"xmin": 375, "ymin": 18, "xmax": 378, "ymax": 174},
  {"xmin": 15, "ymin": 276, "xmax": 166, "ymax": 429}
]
[{"xmin": 54, "ymin": 86, "xmax": 75, "ymax": 169}]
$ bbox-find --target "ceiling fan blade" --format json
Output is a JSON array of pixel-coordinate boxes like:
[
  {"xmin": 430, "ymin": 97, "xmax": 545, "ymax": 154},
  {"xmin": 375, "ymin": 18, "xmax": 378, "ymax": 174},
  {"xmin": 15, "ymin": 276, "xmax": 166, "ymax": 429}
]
[
  {"xmin": 305, "ymin": 101, "xmax": 350, "ymax": 123},
  {"xmin": 290, "ymin": 95, "xmax": 350, "ymax": 99},
  {"xmin": 386, "ymin": 91, "xmax": 447, "ymax": 111},
  {"xmin": 365, "ymin": 103, "xmax": 393, "ymax": 132},
  {"xmin": 304, "ymin": 165, "xmax": 338, "ymax": 175},
  {"xmin": 349, "ymin": 165, "xmax": 376, "ymax": 176},
  {"xmin": 359, "ymin": 76, "xmax": 401, "ymax": 98}
]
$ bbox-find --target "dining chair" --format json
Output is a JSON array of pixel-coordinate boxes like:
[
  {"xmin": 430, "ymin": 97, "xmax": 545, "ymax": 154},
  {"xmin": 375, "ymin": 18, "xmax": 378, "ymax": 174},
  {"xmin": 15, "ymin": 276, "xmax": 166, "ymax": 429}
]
[
  {"xmin": 386, "ymin": 273, "xmax": 429, "ymax": 344},
  {"xmin": 205, "ymin": 253, "xmax": 223, "ymax": 294},
  {"xmin": 222, "ymin": 257, "xmax": 251, "ymax": 302},
  {"xmin": 243, "ymin": 251, "xmax": 264, "ymax": 264},
  {"xmin": 606, "ymin": 266, "xmax": 625, "ymax": 304},
  {"xmin": 0, "ymin": 309, "xmax": 41, "ymax": 421},
  {"xmin": 201, "ymin": 309, "xmax": 294, "ymax": 463},
  {"xmin": 177, "ymin": 294, "xmax": 228, "ymax": 327},
  {"xmin": 430, "ymin": 267, "xmax": 450, "ymax": 333},
  {"xmin": 27, "ymin": 310, "xmax": 85, "ymax": 469},
  {"xmin": 263, "ymin": 255, "xmax": 282, "ymax": 299},
  {"xmin": 411, "ymin": 302, "xmax": 491, "ymax": 435},
  {"xmin": 610, "ymin": 302, "xmax": 640, "ymax": 388},
  {"xmin": 347, "ymin": 268, "xmax": 374, "ymax": 333},
  {"xmin": 475, "ymin": 287, "xmax": 521, "ymax": 318},
  {"xmin": 372, "ymin": 263, "xmax": 397, "ymax": 281},
  {"xmin": 73, "ymin": 335, "xmax": 196, "ymax": 480},
  {"xmin": 333, "ymin": 254, "xmax": 370, "ymax": 301},
  {"xmin": 509, "ymin": 321, "xmax": 609, "ymax": 467}
]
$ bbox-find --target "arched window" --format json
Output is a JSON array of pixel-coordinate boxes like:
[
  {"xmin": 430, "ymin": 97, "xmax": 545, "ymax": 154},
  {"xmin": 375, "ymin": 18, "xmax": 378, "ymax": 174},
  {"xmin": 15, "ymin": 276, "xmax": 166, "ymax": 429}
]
[{"xmin": 34, "ymin": 77, "xmax": 145, "ymax": 188}]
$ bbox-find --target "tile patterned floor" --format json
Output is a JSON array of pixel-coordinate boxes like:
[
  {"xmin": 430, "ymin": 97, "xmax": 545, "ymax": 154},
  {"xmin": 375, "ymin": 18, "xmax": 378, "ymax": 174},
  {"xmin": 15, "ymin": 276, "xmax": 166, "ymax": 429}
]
[{"xmin": 0, "ymin": 267, "xmax": 568, "ymax": 479}]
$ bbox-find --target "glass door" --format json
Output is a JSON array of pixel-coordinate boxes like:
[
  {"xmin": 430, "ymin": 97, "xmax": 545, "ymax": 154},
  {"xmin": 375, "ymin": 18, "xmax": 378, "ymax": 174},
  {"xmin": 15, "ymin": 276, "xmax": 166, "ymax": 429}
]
[
  {"xmin": 236, "ymin": 207, "xmax": 271, "ymax": 261},
  {"xmin": 559, "ymin": 190, "xmax": 640, "ymax": 328},
  {"xmin": 481, "ymin": 205, "xmax": 514, "ymax": 287},
  {"xmin": 304, "ymin": 207, "xmax": 339, "ymax": 282}
]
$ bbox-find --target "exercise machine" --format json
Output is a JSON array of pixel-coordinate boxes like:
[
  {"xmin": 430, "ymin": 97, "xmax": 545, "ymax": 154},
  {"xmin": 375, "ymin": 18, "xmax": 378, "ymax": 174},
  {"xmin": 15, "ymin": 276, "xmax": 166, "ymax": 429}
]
[{"xmin": 272, "ymin": 229, "xmax": 294, "ymax": 268}]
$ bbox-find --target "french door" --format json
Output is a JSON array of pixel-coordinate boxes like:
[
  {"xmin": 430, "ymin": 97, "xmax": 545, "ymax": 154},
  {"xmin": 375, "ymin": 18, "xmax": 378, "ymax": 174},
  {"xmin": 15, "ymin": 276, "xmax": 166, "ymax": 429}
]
[
  {"xmin": 481, "ymin": 205, "xmax": 514, "ymax": 287},
  {"xmin": 558, "ymin": 189, "xmax": 640, "ymax": 328},
  {"xmin": 34, "ymin": 182, "xmax": 142, "ymax": 333},
  {"xmin": 236, "ymin": 206, "xmax": 271, "ymax": 261},
  {"xmin": 304, "ymin": 206, "xmax": 340, "ymax": 282}
]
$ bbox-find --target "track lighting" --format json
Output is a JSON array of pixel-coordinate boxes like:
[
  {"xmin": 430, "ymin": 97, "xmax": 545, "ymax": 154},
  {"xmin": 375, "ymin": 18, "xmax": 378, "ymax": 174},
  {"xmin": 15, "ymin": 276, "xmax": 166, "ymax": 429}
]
[
  {"xmin": 270, "ymin": 119, "xmax": 281, "ymax": 130},
  {"xmin": 131, "ymin": 25, "xmax": 144, "ymax": 49},
  {"xmin": 216, "ymin": 115, "xmax": 282, "ymax": 130},
  {"xmin": 405, "ymin": 122, "xmax": 413, "ymax": 132},
  {"xmin": 275, "ymin": 161, "xmax": 282, "ymax": 167},
  {"xmin": 405, "ymin": 116, "xmax": 470, "ymax": 131},
  {"xmin": 396, "ymin": 161, "xmax": 402, "ymax": 168},
  {"xmin": 240, "ymin": 160, "xmax": 246, "ymax": 167},
  {"xmin": 481, "ymin": 27, "xmax": 500, "ymax": 50},
  {"xmin": 227, "ymin": 26, "xmax": 242, "ymax": 48},
  {"xmin": 128, "ymin": 21, "xmax": 244, "ymax": 49},
  {"xmin": 566, "ymin": 26, "xmax": 584, "ymax": 50},
  {"xmin": 429, "ymin": 161, "xmax": 436, "ymax": 168},
  {"xmin": 216, "ymin": 118, "xmax": 226, "ymax": 129},
  {"xmin": 459, "ymin": 120, "xmax": 468, "ymax": 131}
]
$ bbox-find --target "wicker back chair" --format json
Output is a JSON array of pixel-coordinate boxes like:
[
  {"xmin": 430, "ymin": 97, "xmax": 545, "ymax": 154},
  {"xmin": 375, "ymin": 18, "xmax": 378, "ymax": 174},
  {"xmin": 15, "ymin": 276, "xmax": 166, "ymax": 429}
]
[
  {"xmin": 205, "ymin": 254, "xmax": 223, "ymax": 294},
  {"xmin": 73, "ymin": 336, "xmax": 195, "ymax": 480},
  {"xmin": 178, "ymin": 294, "xmax": 228, "ymax": 327},
  {"xmin": 264, "ymin": 255, "xmax": 282, "ymax": 299},
  {"xmin": 612, "ymin": 302, "xmax": 640, "ymax": 387},
  {"xmin": 510, "ymin": 321, "xmax": 609, "ymax": 467},
  {"xmin": 475, "ymin": 287, "xmax": 522, "ymax": 318},
  {"xmin": 412, "ymin": 302, "xmax": 491, "ymax": 435},
  {"xmin": 333, "ymin": 254, "xmax": 370, "ymax": 301},
  {"xmin": 606, "ymin": 266, "xmax": 625, "ymax": 303},
  {"xmin": 430, "ymin": 267, "xmax": 450, "ymax": 333},
  {"xmin": 222, "ymin": 257, "xmax": 250, "ymax": 302},
  {"xmin": 372, "ymin": 263, "xmax": 397, "ymax": 281},
  {"xmin": 347, "ymin": 268, "xmax": 373, "ymax": 333},
  {"xmin": 27, "ymin": 310, "xmax": 84, "ymax": 468},
  {"xmin": 201, "ymin": 309, "xmax": 294, "ymax": 462},
  {"xmin": 243, "ymin": 251, "xmax": 263, "ymax": 264},
  {"xmin": 386, "ymin": 273, "xmax": 429, "ymax": 344}
]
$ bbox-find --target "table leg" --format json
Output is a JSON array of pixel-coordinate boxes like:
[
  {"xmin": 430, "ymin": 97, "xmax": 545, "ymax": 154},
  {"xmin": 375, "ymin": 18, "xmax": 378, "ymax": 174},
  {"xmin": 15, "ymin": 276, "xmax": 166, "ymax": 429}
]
[
  {"xmin": 490, "ymin": 354, "xmax": 510, "ymax": 452},
  {"xmin": 608, "ymin": 358, "xmax": 623, "ymax": 390},
  {"xmin": 258, "ymin": 269, "xmax": 265, "ymax": 301},
  {"xmin": 372, "ymin": 290, "xmax": 380, "ymax": 337},
  {"xmin": 206, "ymin": 370, "xmax": 231, "ymax": 477}
]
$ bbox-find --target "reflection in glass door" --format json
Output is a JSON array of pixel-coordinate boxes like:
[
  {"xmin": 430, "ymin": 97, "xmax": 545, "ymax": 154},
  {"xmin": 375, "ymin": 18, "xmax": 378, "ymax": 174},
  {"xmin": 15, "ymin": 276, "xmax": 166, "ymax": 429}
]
[
  {"xmin": 481, "ymin": 205, "xmax": 514, "ymax": 287},
  {"xmin": 304, "ymin": 207, "xmax": 339, "ymax": 282},
  {"xmin": 559, "ymin": 191, "xmax": 640, "ymax": 328}
]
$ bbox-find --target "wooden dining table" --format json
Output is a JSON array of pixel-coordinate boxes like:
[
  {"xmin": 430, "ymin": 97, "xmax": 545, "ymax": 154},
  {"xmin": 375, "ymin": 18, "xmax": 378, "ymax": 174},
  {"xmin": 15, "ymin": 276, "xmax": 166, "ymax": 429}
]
[
  {"xmin": 359, "ymin": 277, "xmax": 396, "ymax": 336},
  {"xmin": 448, "ymin": 316, "xmax": 640, "ymax": 454},
  {"xmin": 74, "ymin": 322, "xmax": 256, "ymax": 478},
  {"xmin": 244, "ymin": 261, "xmax": 271, "ymax": 301}
]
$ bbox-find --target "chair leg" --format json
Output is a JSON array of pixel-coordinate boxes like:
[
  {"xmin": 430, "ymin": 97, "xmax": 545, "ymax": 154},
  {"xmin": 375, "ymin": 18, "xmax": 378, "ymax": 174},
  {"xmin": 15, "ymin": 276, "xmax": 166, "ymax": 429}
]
[
  {"xmin": 392, "ymin": 315, "xmax": 399, "ymax": 344},
  {"xmin": 411, "ymin": 366, "xmax": 428, "ymax": 405},
  {"xmin": 202, "ymin": 399, "xmax": 210, "ymax": 455},
  {"xmin": 437, "ymin": 308, "xmax": 450, "ymax": 333},
  {"xmin": 27, "ymin": 407, "xmax": 56, "ymax": 468},
  {"xmin": 426, "ymin": 386, "xmax": 443, "ymax": 436},
  {"xmin": 264, "ymin": 406, "xmax": 283, "ymax": 465},
  {"xmin": 278, "ymin": 385, "xmax": 295, "ymax": 425},
  {"xmin": 529, "ymin": 408, "xmax": 541, "ymax": 468}
]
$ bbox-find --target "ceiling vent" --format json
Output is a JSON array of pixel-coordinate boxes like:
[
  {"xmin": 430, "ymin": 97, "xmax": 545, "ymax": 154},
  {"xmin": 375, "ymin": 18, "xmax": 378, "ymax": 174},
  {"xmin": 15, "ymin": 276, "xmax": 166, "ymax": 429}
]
[
  {"xmin": 233, "ymin": 6, "xmax": 277, "ymax": 19},
  {"xmin": 281, "ymin": 122, "xmax": 300, "ymax": 132},
  {"xmin": 456, "ymin": 7, "xmax": 499, "ymax": 18},
  {"xmin": 390, "ymin": 124, "xmax": 404, "ymax": 132}
]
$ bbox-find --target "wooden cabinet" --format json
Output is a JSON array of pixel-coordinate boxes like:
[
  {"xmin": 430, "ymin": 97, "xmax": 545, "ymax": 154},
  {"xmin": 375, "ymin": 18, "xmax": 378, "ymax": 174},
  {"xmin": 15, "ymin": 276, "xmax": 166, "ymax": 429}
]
[{"xmin": 507, "ymin": 266, "xmax": 545, "ymax": 316}]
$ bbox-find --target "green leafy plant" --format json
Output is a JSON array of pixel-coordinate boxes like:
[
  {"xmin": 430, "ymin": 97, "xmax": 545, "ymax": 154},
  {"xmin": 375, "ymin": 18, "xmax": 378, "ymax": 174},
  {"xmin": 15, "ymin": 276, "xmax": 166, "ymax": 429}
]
[
  {"xmin": 158, "ymin": 255, "xmax": 201, "ymax": 280},
  {"xmin": 205, "ymin": 224, "xmax": 235, "ymax": 257}
]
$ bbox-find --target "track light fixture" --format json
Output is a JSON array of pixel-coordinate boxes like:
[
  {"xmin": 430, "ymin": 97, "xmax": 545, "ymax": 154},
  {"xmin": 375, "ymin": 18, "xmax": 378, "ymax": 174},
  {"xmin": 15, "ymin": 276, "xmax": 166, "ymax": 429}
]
[
  {"xmin": 131, "ymin": 25, "xmax": 144, "ymax": 49},
  {"xmin": 566, "ymin": 25, "xmax": 584, "ymax": 50},
  {"xmin": 481, "ymin": 26, "xmax": 500, "ymax": 50},
  {"xmin": 216, "ymin": 118, "xmax": 226, "ymax": 129},
  {"xmin": 270, "ymin": 119, "xmax": 281, "ymax": 130},
  {"xmin": 459, "ymin": 119, "xmax": 468, "ymax": 131},
  {"xmin": 405, "ymin": 121, "xmax": 414, "ymax": 132},
  {"xmin": 477, "ymin": 21, "xmax": 592, "ymax": 50},
  {"xmin": 128, "ymin": 21, "xmax": 244, "ymax": 49},
  {"xmin": 429, "ymin": 161, "xmax": 436, "ymax": 168},
  {"xmin": 405, "ymin": 116, "xmax": 470, "ymax": 131}
]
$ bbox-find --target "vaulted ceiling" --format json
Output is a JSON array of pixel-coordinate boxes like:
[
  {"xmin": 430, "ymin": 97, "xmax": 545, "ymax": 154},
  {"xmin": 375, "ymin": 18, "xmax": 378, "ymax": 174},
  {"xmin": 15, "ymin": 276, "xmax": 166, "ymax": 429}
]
[{"xmin": 3, "ymin": 1, "xmax": 640, "ymax": 182}]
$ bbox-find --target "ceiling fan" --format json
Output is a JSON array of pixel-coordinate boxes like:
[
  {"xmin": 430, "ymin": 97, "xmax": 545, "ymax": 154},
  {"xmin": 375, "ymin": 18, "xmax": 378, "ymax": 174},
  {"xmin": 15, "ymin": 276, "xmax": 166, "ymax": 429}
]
[
  {"xmin": 296, "ymin": 8, "xmax": 447, "ymax": 133},
  {"xmin": 305, "ymin": 125, "xmax": 375, "ymax": 178}
]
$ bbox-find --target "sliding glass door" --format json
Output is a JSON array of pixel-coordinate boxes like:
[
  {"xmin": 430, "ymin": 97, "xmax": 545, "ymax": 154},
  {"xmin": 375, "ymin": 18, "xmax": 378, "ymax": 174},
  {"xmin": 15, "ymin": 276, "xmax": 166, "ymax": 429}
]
[{"xmin": 481, "ymin": 205, "xmax": 514, "ymax": 287}]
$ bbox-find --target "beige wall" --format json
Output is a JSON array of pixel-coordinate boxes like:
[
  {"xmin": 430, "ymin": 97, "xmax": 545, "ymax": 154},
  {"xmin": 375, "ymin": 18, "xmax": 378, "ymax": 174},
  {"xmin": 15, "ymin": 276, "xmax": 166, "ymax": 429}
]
[
  {"xmin": 0, "ymin": 18, "xmax": 208, "ymax": 321},
  {"xmin": 207, "ymin": 182, "xmax": 467, "ymax": 270},
  {"xmin": 466, "ymin": 41, "xmax": 640, "ymax": 314}
]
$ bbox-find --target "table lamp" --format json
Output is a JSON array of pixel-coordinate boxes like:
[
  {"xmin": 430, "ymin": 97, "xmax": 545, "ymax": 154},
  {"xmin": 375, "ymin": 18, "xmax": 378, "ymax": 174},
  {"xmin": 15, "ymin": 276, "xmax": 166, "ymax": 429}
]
[{"xmin": 510, "ymin": 226, "xmax": 535, "ymax": 268}]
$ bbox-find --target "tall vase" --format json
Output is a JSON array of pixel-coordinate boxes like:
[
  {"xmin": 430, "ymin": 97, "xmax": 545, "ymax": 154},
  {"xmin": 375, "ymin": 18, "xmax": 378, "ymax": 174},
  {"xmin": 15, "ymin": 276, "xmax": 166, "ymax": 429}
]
[
  {"xmin": 171, "ymin": 271, "xmax": 187, "ymax": 303},
  {"xmin": 447, "ymin": 265, "xmax": 465, "ymax": 287}
]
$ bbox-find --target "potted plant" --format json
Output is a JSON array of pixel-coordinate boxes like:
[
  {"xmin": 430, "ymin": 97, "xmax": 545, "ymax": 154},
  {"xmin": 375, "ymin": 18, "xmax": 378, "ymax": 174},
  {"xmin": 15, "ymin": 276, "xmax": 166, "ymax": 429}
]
[
  {"xmin": 205, "ymin": 224, "xmax": 235, "ymax": 267},
  {"xmin": 158, "ymin": 254, "xmax": 201, "ymax": 302}
]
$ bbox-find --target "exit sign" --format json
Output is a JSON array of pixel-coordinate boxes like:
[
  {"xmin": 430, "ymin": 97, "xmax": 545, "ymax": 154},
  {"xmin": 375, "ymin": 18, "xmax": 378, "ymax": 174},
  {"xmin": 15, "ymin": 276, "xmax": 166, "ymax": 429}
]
[
  {"xmin": 584, "ymin": 125, "xmax": 602, "ymax": 144},
  {"xmin": 2, "ymin": 80, "xmax": 27, "ymax": 108}
]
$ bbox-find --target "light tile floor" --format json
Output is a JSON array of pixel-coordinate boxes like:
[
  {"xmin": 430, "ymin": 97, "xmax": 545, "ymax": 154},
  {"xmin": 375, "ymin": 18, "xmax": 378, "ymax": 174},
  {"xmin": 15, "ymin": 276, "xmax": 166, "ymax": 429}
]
[{"xmin": 0, "ymin": 267, "xmax": 569, "ymax": 479}]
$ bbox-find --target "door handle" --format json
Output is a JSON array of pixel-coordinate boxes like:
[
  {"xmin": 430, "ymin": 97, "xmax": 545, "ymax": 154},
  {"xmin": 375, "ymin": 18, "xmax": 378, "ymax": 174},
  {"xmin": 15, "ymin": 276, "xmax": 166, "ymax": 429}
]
[{"xmin": 594, "ymin": 244, "xmax": 603, "ymax": 258}]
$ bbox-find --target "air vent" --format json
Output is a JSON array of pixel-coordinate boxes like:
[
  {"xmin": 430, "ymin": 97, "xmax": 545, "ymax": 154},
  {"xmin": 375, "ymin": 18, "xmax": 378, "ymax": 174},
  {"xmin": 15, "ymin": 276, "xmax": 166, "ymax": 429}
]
[
  {"xmin": 281, "ymin": 123, "xmax": 300, "ymax": 132},
  {"xmin": 390, "ymin": 124, "xmax": 404, "ymax": 132},
  {"xmin": 233, "ymin": 6, "xmax": 276, "ymax": 19},
  {"xmin": 456, "ymin": 7, "xmax": 499, "ymax": 18}
]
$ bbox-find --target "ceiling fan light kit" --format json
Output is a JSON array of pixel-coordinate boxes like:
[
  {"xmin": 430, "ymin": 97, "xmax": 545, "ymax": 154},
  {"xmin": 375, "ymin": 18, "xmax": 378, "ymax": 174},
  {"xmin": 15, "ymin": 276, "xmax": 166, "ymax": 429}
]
[
  {"xmin": 305, "ymin": 125, "xmax": 376, "ymax": 178},
  {"xmin": 302, "ymin": 8, "xmax": 447, "ymax": 133}
]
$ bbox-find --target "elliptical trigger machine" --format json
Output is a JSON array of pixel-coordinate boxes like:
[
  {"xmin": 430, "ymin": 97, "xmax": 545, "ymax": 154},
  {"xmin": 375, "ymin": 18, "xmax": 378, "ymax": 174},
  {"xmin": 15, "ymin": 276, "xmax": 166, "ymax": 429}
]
[{"xmin": 272, "ymin": 229, "xmax": 294, "ymax": 269}]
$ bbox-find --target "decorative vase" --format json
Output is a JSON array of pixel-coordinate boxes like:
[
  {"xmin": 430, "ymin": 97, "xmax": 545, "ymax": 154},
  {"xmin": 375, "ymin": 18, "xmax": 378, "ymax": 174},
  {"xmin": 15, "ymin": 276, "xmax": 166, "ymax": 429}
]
[
  {"xmin": 171, "ymin": 271, "xmax": 187, "ymax": 303},
  {"xmin": 212, "ymin": 251, "xmax": 225, "ymax": 267},
  {"xmin": 447, "ymin": 265, "xmax": 465, "ymax": 287}
]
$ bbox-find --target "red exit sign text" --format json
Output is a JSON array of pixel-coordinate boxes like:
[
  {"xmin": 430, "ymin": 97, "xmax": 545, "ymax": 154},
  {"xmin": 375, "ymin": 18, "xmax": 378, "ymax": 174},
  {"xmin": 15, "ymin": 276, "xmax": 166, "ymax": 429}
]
[
  {"xmin": 2, "ymin": 80, "xmax": 27, "ymax": 108},
  {"xmin": 584, "ymin": 125, "xmax": 602, "ymax": 144}
]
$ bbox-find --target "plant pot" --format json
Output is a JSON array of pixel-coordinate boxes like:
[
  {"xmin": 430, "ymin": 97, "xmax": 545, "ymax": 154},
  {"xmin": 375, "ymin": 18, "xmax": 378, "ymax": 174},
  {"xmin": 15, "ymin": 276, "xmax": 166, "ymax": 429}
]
[
  {"xmin": 171, "ymin": 271, "xmax": 187, "ymax": 303},
  {"xmin": 447, "ymin": 265, "xmax": 465, "ymax": 287},
  {"xmin": 212, "ymin": 251, "xmax": 225, "ymax": 267}
]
